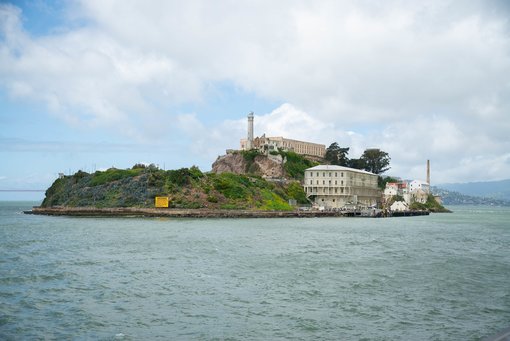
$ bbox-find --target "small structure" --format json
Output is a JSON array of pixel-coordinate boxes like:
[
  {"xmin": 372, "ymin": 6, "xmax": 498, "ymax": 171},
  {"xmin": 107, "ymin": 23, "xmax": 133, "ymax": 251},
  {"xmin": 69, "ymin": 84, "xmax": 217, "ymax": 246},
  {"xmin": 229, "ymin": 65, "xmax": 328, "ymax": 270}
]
[
  {"xmin": 384, "ymin": 182, "xmax": 408, "ymax": 196},
  {"xmin": 390, "ymin": 201, "xmax": 409, "ymax": 212},
  {"xmin": 383, "ymin": 181, "xmax": 411, "ymax": 205},
  {"xmin": 412, "ymin": 189, "xmax": 429, "ymax": 204},
  {"xmin": 154, "ymin": 196, "xmax": 169, "ymax": 208}
]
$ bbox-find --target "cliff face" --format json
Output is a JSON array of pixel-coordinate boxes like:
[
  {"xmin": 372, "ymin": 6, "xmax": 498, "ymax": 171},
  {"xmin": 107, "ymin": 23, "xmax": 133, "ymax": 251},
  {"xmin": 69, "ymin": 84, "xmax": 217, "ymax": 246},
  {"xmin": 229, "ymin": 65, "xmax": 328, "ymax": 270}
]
[{"xmin": 212, "ymin": 152, "xmax": 285, "ymax": 178}]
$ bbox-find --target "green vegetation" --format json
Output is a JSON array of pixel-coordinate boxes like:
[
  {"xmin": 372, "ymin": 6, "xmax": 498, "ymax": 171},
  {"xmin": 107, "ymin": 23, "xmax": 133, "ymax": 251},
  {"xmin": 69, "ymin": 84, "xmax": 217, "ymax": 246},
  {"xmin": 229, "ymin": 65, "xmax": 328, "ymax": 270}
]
[
  {"xmin": 325, "ymin": 143, "xmax": 350, "ymax": 166},
  {"xmin": 360, "ymin": 149, "xmax": 391, "ymax": 175},
  {"xmin": 286, "ymin": 181, "xmax": 308, "ymax": 204},
  {"xmin": 277, "ymin": 150, "xmax": 318, "ymax": 180},
  {"xmin": 378, "ymin": 175, "xmax": 400, "ymax": 190},
  {"xmin": 259, "ymin": 189, "xmax": 293, "ymax": 211},
  {"xmin": 409, "ymin": 194, "xmax": 451, "ymax": 212},
  {"xmin": 90, "ymin": 168, "xmax": 142, "ymax": 186},
  {"xmin": 325, "ymin": 142, "xmax": 391, "ymax": 175},
  {"xmin": 41, "ymin": 164, "xmax": 307, "ymax": 210},
  {"xmin": 241, "ymin": 149, "xmax": 262, "ymax": 173}
]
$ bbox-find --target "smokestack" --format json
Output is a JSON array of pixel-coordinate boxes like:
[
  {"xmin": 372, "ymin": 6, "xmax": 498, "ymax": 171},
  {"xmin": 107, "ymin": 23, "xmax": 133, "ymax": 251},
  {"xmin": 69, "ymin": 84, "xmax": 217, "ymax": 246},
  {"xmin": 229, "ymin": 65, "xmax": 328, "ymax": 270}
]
[
  {"xmin": 247, "ymin": 112, "xmax": 254, "ymax": 150},
  {"xmin": 426, "ymin": 159, "xmax": 430, "ymax": 188}
]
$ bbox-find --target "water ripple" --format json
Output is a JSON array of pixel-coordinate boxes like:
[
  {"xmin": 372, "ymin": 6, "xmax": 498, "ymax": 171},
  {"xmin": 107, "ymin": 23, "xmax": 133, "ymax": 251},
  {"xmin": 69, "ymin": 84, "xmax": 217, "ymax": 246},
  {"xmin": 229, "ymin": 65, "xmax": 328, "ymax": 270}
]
[{"xmin": 1, "ymin": 204, "xmax": 510, "ymax": 340}]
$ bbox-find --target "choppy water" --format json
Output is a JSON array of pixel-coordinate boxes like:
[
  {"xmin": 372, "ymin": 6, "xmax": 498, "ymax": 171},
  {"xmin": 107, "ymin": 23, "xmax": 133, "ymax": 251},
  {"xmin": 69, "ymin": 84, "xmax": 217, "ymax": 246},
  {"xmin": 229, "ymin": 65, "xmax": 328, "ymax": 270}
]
[{"xmin": 1, "ymin": 202, "xmax": 509, "ymax": 340}]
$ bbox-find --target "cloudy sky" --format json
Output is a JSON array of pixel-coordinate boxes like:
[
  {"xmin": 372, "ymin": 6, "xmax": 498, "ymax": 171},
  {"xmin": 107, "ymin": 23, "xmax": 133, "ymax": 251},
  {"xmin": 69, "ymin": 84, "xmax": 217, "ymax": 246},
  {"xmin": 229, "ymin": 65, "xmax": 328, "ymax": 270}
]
[{"xmin": 1, "ymin": 0, "xmax": 510, "ymax": 200}]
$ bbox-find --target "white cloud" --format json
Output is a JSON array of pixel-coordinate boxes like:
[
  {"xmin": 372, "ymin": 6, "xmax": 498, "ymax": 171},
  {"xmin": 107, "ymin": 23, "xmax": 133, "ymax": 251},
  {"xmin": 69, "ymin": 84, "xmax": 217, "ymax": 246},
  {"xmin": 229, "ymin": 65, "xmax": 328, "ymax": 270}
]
[{"xmin": 1, "ymin": 1, "xmax": 510, "ymax": 182}]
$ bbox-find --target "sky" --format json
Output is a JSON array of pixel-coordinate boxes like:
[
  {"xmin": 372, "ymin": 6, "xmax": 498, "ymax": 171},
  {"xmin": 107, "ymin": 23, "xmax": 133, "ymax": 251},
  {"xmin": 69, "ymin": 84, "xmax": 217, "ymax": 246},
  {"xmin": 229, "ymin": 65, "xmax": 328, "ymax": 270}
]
[{"xmin": 1, "ymin": 0, "xmax": 510, "ymax": 201}]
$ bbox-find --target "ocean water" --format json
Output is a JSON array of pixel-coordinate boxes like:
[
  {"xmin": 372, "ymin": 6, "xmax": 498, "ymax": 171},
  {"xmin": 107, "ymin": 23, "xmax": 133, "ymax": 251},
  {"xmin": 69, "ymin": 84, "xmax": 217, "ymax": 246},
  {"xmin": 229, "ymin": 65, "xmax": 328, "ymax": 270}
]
[{"xmin": 0, "ymin": 202, "xmax": 509, "ymax": 340}]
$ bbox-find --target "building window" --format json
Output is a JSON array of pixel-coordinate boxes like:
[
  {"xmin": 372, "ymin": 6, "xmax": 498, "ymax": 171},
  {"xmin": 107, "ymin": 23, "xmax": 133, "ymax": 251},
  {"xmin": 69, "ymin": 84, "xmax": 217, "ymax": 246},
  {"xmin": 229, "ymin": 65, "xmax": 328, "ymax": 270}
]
[
  {"xmin": 329, "ymin": 172, "xmax": 331, "ymax": 177},
  {"xmin": 310, "ymin": 180, "xmax": 312, "ymax": 185},
  {"xmin": 335, "ymin": 180, "xmax": 337, "ymax": 185},
  {"xmin": 335, "ymin": 172, "xmax": 337, "ymax": 177},
  {"xmin": 316, "ymin": 180, "xmax": 319, "ymax": 185},
  {"xmin": 341, "ymin": 172, "xmax": 344, "ymax": 177},
  {"xmin": 323, "ymin": 172, "xmax": 325, "ymax": 177},
  {"xmin": 341, "ymin": 180, "xmax": 343, "ymax": 185},
  {"xmin": 335, "ymin": 188, "xmax": 337, "ymax": 193},
  {"xmin": 323, "ymin": 180, "xmax": 325, "ymax": 185},
  {"xmin": 317, "ymin": 172, "xmax": 319, "ymax": 177},
  {"xmin": 333, "ymin": 199, "xmax": 335, "ymax": 202},
  {"xmin": 329, "ymin": 180, "xmax": 331, "ymax": 185}
]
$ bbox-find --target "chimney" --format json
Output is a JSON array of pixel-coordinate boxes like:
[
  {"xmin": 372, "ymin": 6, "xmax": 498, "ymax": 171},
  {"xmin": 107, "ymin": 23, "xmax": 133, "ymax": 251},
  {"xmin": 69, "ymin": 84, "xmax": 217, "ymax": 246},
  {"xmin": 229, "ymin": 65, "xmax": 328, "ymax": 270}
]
[{"xmin": 426, "ymin": 159, "xmax": 430, "ymax": 188}]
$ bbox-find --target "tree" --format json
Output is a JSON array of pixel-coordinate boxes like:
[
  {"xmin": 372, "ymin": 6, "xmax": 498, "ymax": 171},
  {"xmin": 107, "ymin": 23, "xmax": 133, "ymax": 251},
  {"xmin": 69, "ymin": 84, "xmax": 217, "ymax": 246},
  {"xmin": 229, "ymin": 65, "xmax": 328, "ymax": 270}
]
[
  {"xmin": 378, "ymin": 175, "xmax": 400, "ymax": 189},
  {"xmin": 324, "ymin": 142, "xmax": 350, "ymax": 166},
  {"xmin": 348, "ymin": 158, "xmax": 365, "ymax": 170},
  {"xmin": 359, "ymin": 148, "xmax": 391, "ymax": 174}
]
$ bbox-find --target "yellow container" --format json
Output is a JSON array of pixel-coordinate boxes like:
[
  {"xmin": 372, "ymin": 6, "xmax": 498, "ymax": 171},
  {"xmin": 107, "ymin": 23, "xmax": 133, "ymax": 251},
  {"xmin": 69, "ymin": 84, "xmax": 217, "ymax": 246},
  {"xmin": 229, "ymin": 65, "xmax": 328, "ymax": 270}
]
[{"xmin": 154, "ymin": 196, "xmax": 169, "ymax": 208}]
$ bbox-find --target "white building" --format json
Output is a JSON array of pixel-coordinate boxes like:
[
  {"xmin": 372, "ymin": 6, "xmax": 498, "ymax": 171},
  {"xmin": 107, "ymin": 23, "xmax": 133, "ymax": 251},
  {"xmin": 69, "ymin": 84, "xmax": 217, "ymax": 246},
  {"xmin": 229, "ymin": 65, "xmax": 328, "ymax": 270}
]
[
  {"xmin": 384, "ymin": 183, "xmax": 399, "ymax": 196},
  {"xmin": 409, "ymin": 180, "xmax": 430, "ymax": 194},
  {"xmin": 390, "ymin": 201, "xmax": 409, "ymax": 212},
  {"xmin": 383, "ymin": 181, "xmax": 412, "ymax": 205},
  {"xmin": 303, "ymin": 165, "xmax": 380, "ymax": 209}
]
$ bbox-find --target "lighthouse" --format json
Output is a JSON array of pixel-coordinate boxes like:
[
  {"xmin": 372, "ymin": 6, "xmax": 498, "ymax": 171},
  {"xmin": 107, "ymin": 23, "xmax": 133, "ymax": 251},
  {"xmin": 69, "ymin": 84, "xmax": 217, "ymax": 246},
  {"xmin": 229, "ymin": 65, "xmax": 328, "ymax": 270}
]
[{"xmin": 246, "ymin": 112, "xmax": 254, "ymax": 150}]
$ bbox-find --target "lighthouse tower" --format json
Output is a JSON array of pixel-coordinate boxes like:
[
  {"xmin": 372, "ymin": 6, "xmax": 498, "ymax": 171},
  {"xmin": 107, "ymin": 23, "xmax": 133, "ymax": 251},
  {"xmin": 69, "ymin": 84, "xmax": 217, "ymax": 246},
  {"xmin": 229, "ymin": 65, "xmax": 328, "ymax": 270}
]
[{"xmin": 246, "ymin": 112, "xmax": 254, "ymax": 150}]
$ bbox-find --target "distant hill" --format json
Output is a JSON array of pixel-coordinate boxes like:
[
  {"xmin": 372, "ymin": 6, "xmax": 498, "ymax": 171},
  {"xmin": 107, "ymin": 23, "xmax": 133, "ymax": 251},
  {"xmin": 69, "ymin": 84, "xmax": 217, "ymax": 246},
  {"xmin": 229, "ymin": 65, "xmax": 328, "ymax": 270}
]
[
  {"xmin": 432, "ymin": 186, "xmax": 510, "ymax": 206},
  {"xmin": 437, "ymin": 179, "xmax": 510, "ymax": 201}
]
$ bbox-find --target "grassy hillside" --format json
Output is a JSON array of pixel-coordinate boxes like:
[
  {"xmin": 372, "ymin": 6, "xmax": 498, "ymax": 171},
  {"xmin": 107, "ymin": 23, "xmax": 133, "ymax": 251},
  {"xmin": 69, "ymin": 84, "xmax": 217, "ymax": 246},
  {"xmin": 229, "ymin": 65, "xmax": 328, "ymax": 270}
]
[{"xmin": 41, "ymin": 165, "xmax": 308, "ymax": 210}]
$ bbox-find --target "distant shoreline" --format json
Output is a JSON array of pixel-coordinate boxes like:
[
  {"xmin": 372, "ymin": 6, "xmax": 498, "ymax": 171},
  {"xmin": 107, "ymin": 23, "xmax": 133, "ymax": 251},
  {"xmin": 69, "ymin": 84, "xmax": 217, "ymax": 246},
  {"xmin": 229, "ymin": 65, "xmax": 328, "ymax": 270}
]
[{"xmin": 25, "ymin": 206, "xmax": 430, "ymax": 218}]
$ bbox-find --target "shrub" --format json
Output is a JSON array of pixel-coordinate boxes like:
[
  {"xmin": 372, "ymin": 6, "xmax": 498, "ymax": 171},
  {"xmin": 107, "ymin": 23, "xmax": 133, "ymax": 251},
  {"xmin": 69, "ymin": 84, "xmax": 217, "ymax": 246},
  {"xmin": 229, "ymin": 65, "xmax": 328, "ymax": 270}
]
[
  {"xmin": 213, "ymin": 173, "xmax": 249, "ymax": 199},
  {"xmin": 90, "ymin": 168, "xmax": 141, "ymax": 186},
  {"xmin": 286, "ymin": 182, "xmax": 308, "ymax": 204},
  {"xmin": 281, "ymin": 151, "xmax": 317, "ymax": 180},
  {"xmin": 258, "ymin": 189, "xmax": 293, "ymax": 211},
  {"xmin": 132, "ymin": 163, "xmax": 147, "ymax": 169},
  {"xmin": 207, "ymin": 195, "xmax": 218, "ymax": 203}
]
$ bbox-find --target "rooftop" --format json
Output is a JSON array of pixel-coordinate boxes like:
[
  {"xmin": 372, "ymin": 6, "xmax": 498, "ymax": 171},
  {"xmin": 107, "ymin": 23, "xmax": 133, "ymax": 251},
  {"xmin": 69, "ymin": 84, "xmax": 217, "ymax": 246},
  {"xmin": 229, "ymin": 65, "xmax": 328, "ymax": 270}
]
[{"xmin": 306, "ymin": 165, "xmax": 376, "ymax": 176}]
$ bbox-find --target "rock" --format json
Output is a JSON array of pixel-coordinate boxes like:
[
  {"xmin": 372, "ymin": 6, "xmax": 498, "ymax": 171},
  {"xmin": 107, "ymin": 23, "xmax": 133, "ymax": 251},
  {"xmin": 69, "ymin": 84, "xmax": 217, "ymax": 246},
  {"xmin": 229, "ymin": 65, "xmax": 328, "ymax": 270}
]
[
  {"xmin": 212, "ymin": 153, "xmax": 246, "ymax": 174},
  {"xmin": 211, "ymin": 152, "xmax": 285, "ymax": 178}
]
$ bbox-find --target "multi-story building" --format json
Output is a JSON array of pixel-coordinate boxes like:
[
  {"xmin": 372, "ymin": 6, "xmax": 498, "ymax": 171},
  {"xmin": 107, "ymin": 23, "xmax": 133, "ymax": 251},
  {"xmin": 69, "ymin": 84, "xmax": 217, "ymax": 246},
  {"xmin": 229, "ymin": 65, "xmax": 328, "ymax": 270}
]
[
  {"xmin": 303, "ymin": 165, "xmax": 380, "ymax": 209},
  {"xmin": 241, "ymin": 134, "xmax": 325, "ymax": 158},
  {"xmin": 239, "ymin": 113, "xmax": 325, "ymax": 158}
]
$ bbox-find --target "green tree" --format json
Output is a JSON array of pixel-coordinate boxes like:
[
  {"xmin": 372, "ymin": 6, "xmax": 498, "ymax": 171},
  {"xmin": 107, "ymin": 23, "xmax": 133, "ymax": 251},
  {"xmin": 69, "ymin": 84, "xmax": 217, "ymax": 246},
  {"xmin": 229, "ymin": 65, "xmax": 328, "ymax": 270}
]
[
  {"xmin": 348, "ymin": 158, "xmax": 366, "ymax": 170},
  {"xmin": 360, "ymin": 148, "xmax": 391, "ymax": 174},
  {"xmin": 325, "ymin": 142, "xmax": 350, "ymax": 166},
  {"xmin": 378, "ymin": 175, "xmax": 400, "ymax": 189}
]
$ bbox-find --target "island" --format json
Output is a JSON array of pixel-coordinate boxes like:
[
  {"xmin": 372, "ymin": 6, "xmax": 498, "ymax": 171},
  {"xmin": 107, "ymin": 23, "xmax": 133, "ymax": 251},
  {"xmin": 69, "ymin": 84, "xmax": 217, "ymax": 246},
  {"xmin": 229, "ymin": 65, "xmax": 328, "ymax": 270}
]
[{"xmin": 27, "ymin": 113, "xmax": 450, "ymax": 217}]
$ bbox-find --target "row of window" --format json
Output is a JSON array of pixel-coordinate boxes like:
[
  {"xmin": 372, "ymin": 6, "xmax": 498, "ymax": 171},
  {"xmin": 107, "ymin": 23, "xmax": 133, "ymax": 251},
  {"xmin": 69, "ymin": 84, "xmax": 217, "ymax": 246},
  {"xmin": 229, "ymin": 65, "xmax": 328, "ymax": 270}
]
[
  {"xmin": 306, "ymin": 187, "xmax": 345, "ymax": 194},
  {"xmin": 309, "ymin": 171, "xmax": 345, "ymax": 178},
  {"xmin": 309, "ymin": 179, "xmax": 345, "ymax": 185}
]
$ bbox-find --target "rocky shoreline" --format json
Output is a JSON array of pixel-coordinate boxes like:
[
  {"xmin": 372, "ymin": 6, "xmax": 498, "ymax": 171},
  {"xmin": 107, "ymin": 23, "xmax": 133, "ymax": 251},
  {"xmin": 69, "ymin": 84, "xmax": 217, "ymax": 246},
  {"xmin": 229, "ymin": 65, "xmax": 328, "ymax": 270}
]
[{"xmin": 25, "ymin": 206, "xmax": 430, "ymax": 218}]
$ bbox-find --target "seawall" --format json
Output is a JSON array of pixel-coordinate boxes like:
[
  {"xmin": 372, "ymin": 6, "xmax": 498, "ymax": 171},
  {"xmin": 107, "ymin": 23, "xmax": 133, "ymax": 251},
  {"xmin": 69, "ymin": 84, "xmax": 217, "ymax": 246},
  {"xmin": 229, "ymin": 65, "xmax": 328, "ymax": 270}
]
[{"xmin": 25, "ymin": 207, "xmax": 430, "ymax": 218}]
